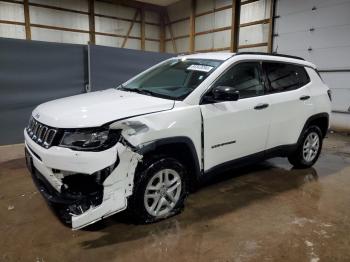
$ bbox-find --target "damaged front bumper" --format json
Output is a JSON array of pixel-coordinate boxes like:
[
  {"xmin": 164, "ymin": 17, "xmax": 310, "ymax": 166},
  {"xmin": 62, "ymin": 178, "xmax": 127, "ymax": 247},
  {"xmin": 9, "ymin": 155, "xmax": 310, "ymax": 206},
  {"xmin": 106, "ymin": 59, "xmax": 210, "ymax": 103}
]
[{"xmin": 24, "ymin": 130, "xmax": 142, "ymax": 230}]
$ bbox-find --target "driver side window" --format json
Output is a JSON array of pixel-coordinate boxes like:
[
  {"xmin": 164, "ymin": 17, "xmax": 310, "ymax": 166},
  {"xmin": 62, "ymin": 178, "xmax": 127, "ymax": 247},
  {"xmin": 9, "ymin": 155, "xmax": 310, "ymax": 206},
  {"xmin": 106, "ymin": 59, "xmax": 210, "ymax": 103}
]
[{"xmin": 215, "ymin": 62, "xmax": 265, "ymax": 99}]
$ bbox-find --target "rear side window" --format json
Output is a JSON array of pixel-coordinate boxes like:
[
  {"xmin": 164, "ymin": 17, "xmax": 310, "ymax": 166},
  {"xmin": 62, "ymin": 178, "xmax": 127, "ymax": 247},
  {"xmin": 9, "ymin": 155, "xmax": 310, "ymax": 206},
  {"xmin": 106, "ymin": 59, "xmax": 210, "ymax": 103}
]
[{"xmin": 263, "ymin": 62, "xmax": 310, "ymax": 93}]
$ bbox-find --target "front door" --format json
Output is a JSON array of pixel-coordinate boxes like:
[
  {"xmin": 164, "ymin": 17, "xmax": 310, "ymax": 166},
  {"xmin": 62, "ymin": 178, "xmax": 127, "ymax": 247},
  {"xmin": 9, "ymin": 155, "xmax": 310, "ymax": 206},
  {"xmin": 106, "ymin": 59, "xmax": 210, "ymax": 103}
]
[{"xmin": 200, "ymin": 61, "xmax": 271, "ymax": 171}]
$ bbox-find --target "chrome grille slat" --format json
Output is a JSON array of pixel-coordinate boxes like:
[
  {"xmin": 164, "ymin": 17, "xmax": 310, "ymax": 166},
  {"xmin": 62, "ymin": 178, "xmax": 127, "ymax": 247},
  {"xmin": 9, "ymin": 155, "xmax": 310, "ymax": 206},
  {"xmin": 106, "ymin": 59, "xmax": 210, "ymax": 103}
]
[
  {"xmin": 33, "ymin": 124, "xmax": 41, "ymax": 140},
  {"xmin": 44, "ymin": 129, "xmax": 57, "ymax": 147},
  {"xmin": 26, "ymin": 117, "xmax": 57, "ymax": 148},
  {"xmin": 37, "ymin": 126, "xmax": 48, "ymax": 143},
  {"xmin": 34, "ymin": 122, "xmax": 39, "ymax": 135}
]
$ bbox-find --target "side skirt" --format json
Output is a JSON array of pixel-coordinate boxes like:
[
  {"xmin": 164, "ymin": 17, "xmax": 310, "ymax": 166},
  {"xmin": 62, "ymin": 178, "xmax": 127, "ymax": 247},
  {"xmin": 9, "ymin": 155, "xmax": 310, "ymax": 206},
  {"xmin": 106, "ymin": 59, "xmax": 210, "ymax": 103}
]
[{"xmin": 202, "ymin": 143, "xmax": 298, "ymax": 178}]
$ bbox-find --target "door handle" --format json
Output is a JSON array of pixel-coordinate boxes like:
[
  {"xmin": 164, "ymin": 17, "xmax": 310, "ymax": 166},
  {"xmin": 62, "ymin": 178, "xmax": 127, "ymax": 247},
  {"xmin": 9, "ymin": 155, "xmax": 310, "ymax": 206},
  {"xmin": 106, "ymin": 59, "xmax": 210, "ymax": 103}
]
[
  {"xmin": 254, "ymin": 103, "xmax": 269, "ymax": 110},
  {"xmin": 299, "ymin": 95, "xmax": 310, "ymax": 101}
]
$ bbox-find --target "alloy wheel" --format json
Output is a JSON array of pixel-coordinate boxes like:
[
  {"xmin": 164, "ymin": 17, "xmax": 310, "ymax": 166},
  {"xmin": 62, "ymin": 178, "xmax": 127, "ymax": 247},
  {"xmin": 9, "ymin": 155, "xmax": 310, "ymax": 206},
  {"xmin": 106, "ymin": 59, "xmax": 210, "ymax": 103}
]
[
  {"xmin": 144, "ymin": 169, "xmax": 182, "ymax": 217},
  {"xmin": 302, "ymin": 132, "xmax": 320, "ymax": 162}
]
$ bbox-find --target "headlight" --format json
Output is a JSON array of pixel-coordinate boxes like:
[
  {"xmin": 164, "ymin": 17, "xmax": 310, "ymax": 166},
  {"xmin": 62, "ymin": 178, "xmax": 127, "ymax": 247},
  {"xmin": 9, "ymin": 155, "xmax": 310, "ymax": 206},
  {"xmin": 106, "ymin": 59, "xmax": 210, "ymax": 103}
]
[{"xmin": 59, "ymin": 129, "xmax": 119, "ymax": 151}]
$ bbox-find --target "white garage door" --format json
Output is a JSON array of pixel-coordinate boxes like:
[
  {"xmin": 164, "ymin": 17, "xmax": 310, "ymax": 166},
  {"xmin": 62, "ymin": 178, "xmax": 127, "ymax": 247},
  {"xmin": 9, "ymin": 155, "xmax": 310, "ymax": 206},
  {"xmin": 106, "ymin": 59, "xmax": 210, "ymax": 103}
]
[{"xmin": 273, "ymin": 0, "xmax": 350, "ymax": 131}]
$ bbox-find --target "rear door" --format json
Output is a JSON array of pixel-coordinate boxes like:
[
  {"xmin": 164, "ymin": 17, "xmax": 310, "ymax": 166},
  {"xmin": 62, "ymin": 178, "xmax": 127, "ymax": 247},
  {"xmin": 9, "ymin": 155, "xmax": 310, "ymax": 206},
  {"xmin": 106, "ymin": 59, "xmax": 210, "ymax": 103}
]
[
  {"xmin": 262, "ymin": 62, "xmax": 314, "ymax": 149},
  {"xmin": 200, "ymin": 61, "xmax": 271, "ymax": 171}
]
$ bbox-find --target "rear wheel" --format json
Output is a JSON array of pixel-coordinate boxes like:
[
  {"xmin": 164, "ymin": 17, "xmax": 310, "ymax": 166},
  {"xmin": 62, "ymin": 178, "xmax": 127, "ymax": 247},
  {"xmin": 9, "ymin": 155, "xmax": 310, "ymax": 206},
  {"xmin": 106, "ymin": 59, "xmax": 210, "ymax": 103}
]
[
  {"xmin": 128, "ymin": 157, "xmax": 188, "ymax": 224},
  {"xmin": 288, "ymin": 125, "xmax": 323, "ymax": 168}
]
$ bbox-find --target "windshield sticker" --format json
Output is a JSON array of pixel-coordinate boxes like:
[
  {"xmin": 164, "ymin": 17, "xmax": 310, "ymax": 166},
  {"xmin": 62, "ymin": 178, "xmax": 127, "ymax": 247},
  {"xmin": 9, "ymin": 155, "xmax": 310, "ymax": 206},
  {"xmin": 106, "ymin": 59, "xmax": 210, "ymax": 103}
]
[{"xmin": 187, "ymin": 64, "xmax": 214, "ymax": 72}]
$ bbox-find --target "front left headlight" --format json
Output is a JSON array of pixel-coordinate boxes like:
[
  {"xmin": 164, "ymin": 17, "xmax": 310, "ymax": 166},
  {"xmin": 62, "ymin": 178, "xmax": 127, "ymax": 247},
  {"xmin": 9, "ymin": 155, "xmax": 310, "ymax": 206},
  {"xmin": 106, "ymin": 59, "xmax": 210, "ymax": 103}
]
[{"xmin": 59, "ymin": 129, "xmax": 119, "ymax": 151}]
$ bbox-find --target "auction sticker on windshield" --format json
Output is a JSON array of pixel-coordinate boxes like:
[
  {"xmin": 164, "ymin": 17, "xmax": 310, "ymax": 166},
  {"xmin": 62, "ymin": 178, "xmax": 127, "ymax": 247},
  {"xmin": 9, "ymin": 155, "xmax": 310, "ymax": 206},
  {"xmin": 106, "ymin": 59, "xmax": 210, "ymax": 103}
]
[{"xmin": 187, "ymin": 64, "xmax": 214, "ymax": 72}]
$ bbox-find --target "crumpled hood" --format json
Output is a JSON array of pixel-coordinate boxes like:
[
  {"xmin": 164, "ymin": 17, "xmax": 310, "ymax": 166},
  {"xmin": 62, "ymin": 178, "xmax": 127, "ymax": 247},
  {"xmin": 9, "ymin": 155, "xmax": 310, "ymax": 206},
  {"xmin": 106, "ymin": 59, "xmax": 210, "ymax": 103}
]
[{"xmin": 32, "ymin": 89, "xmax": 175, "ymax": 128}]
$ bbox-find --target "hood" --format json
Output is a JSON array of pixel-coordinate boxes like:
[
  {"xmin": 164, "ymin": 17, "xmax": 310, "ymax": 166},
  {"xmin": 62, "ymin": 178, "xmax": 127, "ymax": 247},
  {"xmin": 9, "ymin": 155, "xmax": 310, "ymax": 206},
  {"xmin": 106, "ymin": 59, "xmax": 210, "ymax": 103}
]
[{"xmin": 33, "ymin": 89, "xmax": 175, "ymax": 128}]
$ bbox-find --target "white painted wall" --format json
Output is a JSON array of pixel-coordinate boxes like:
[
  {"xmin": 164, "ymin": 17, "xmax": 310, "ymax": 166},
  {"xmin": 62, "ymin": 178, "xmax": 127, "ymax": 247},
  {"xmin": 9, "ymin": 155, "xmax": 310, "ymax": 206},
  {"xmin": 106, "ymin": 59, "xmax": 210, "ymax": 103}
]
[{"xmin": 273, "ymin": 0, "xmax": 350, "ymax": 131}]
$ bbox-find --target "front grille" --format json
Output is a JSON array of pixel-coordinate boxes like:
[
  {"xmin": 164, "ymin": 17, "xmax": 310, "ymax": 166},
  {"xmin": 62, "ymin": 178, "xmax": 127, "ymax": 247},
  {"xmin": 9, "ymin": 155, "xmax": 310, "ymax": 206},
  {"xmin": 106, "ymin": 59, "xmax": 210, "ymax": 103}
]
[{"xmin": 26, "ymin": 117, "xmax": 57, "ymax": 148}]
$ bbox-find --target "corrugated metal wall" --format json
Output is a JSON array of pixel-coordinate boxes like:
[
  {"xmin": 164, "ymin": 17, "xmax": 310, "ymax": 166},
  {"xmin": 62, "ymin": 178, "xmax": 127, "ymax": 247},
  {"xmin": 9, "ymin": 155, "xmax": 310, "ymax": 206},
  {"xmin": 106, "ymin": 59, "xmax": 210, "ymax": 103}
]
[
  {"xmin": 0, "ymin": 1, "xmax": 26, "ymax": 39},
  {"xmin": 0, "ymin": 0, "xmax": 161, "ymax": 52},
  {"xmin": 165, "ymin": 0, "xmax": 273, "ymax": 54},
  {"xmin": 194, "ymin": 0, "xmax": 232, "ymax": 52},
  {"xmin": 0, "ymin": 0, "xmax": 273, "ymax": 54},
  {"xmin": 165, "ymin": 0, "xmax": 190, "ymax": 53},
  {"xmin": 239, "ymin": 0, "xmax": 271, "ymax": 52}
]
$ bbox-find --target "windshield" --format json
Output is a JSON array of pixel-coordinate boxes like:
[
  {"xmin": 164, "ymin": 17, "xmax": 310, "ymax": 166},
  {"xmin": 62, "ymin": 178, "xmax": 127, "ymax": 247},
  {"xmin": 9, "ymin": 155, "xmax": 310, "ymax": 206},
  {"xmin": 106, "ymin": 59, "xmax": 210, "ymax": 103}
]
[{"xmin": 117, "ymin": 58, "xmax": 222, "ymax": 100}]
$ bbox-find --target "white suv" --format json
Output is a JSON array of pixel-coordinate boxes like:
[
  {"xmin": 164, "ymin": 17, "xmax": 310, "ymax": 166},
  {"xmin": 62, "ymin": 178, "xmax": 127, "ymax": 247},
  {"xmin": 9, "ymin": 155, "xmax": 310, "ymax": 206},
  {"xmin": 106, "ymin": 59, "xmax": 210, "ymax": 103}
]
[{"xmin": 24, "ymin": 52, "xmax": 331, "ymax": 229}]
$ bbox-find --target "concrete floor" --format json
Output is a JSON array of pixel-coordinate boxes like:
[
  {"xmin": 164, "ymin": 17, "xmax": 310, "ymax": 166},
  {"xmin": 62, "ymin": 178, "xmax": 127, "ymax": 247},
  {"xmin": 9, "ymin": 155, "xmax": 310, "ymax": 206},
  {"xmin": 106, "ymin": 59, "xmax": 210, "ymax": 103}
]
[{"xmin": 1, "ymin": 133, "xmax": 350, "ymax": 262}]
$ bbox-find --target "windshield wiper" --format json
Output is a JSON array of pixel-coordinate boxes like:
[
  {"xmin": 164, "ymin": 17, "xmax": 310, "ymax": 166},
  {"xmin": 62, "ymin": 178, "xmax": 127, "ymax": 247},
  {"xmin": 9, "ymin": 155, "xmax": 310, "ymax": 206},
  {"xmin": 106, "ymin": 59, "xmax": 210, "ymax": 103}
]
[
  {"xmin": 117, "ymin": 84, "xmax": 129, "ymax": 90},
  {"xmin": 132, "ymin": 88, "xmax": 158, "ymax": 96},
  {"xmin": 119, "ymin": 86, "xmax": 157, "ymax": 96},
  {"xmin": 118, "ymin": 86, "xmax": 174, "ymax": 100}
]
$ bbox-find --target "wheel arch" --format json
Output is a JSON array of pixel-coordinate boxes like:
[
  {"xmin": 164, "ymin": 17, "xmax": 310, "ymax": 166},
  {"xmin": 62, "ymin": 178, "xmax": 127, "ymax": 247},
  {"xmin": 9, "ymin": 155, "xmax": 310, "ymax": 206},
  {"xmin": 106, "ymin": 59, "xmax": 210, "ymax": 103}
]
[
  {"xmin": 136, "ymin": 136, "xmax": 201, "ymax": 190},
  {"xmin": 298, "ymin": 113, "xmax": 329, "ymax": 144}
]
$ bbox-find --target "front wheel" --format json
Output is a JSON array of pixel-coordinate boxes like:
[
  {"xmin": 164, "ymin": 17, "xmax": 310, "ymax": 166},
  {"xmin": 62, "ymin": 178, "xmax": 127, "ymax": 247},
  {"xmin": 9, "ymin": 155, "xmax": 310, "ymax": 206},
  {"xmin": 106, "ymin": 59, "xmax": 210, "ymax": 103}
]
[
  {"xmin": 288, "ymin": 126, "xmax": 323, "ymax": 168},
  {"xmin": 128, "ymin": 157, "xmax": 188, "ymax": 224}
]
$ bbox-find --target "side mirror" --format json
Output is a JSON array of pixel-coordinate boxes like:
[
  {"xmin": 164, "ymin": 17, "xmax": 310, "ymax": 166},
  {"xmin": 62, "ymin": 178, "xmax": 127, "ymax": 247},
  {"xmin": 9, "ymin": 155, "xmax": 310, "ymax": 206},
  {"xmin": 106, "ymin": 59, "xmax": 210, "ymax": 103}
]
[{"xmin": 212, "ymin": 86, "xmax": 239, "ymax": 102}]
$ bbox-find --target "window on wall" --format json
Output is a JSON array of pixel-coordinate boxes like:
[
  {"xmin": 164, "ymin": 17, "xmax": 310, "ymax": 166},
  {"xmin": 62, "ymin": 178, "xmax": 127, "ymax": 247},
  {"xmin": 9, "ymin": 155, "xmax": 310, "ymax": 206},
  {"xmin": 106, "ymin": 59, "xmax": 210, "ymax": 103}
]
[
  {"xmin": 262, "ymin": 62, "xmax": 310, "ymax": 93},
  {"xmin": 214, "ymin": 62, "xmax": 264, "ymax": 99}
]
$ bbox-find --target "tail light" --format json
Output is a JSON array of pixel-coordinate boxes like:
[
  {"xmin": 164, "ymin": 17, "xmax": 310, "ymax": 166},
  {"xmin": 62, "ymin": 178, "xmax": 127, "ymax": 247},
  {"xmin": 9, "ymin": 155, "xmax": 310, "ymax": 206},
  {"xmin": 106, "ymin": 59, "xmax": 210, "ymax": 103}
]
[{"xmin": 327, "ymin": 89, "xmax": 332, "ymax": 101}]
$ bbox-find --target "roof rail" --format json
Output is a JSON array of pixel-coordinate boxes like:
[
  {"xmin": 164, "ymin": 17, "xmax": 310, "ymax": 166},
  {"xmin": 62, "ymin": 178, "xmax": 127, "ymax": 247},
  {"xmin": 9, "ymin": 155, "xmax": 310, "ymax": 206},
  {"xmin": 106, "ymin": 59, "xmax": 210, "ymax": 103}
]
[{"xmin": 235, "ymin": 52, "xmax": 305, "ymax": 61}]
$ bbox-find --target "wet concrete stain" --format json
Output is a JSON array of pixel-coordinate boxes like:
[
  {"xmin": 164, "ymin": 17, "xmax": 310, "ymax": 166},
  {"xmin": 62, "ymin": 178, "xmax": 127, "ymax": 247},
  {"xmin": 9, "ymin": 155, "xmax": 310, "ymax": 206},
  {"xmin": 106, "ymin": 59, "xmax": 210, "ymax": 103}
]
[{"xmin": 1, "ymin": 133, "xmax": 350, "ymax": 261}]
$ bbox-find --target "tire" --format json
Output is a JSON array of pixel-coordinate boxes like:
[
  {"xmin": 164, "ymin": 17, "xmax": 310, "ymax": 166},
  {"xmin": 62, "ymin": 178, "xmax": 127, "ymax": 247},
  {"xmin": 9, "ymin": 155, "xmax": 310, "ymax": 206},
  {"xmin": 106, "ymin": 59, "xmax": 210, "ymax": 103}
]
[
  {"xmin": 128, "ymin": 157, "xmax": 188, "ymax": 224},
  {"xmin": 288, "ymin": 125, "xmax": 323, "ymax": 168}
]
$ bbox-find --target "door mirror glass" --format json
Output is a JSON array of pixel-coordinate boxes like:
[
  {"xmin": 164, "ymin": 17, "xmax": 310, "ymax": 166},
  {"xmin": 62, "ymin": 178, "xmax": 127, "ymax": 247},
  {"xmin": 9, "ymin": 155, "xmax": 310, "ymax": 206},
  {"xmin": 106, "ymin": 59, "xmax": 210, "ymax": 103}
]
[{"xmin": 212, "ymin": 86, "xmax": 240, "ymax": 102}]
